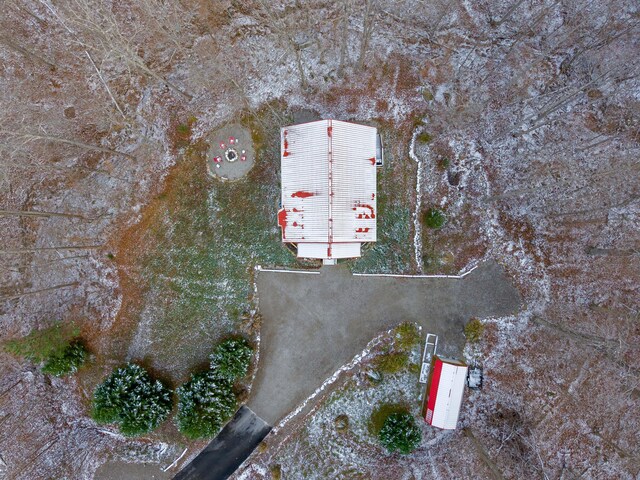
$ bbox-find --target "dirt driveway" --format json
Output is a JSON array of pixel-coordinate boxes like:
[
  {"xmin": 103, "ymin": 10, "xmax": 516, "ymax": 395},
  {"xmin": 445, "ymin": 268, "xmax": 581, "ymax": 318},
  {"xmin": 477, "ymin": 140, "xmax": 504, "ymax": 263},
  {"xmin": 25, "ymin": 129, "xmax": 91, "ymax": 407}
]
[{"xmin": 247, "ymin": 261, "xmax": 521, "ymax": 425}]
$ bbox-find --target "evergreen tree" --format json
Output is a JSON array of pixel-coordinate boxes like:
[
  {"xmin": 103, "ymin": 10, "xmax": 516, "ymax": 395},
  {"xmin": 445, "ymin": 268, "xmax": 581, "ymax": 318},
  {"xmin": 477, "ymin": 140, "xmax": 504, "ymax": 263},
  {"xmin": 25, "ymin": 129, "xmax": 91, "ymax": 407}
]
[
  {"xmin": 92, "ymin": 363, "xmax": 172, "ymax": 436},
  {"xmin": 379, "ymin": 411, "xmax": 421, "ymax": 454},
  {"xmin": 41, "ymin": 340, "xmax": 87, "ymax": 376},
  {"xmin": 175, "ymin": 370, "xmax": 237, "ymax": 439},
  {"xmin": 5, "ymin": 323, "xmax": 88, "ymax": 377},
  {"xmin": 209, "ymin": 338, "xmax": 253, "ymax": 381},
  {"xmin": 423, "ymin": 208, "xmax": 447, "ymax": 229}
]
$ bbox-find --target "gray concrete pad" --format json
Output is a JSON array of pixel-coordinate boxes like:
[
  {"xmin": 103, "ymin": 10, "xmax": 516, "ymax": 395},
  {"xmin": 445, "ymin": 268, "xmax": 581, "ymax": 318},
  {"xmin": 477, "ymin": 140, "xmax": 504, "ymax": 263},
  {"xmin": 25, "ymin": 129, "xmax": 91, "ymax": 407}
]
[
  {"xmin": 206, "ymin": 123, "xmax": 254, "ymax": 181},
  {"xmin": 247, "ymin": 261, "xmax": 521, "ymax": 425}
]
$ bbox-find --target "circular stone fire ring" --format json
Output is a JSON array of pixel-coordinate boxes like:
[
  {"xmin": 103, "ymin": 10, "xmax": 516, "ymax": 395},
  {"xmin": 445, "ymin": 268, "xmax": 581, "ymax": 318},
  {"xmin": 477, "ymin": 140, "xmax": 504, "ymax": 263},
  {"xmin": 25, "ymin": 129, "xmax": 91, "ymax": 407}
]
[{"xmin": 225, "ymin": 148, "xmax": 238, "ymax": 162}]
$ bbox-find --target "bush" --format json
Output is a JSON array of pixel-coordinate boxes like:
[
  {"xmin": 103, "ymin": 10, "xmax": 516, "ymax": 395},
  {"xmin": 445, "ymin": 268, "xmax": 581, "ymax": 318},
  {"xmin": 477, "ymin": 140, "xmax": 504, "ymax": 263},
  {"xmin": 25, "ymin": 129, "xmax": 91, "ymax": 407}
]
[
  {"xmin": 464, "ymin": 317, "xmax": 485, "ymax": 343},
  {"xmin": 416, "ymin": 132, "xmax": 432, "ymax": 143},
  {"xmin": 379, "ymin": 411, "xmax": 421, "ymax": 454},
  {"xmin": 394, "ymin": 322, "xmax": 420, "ymax": 352},
  {"xmin": 4, "ymin": 322, "xmax": 80, "ymax": 363},
  {"xmin": 423, "ymin": 208, "xmax": 446, "ymax": 229},
  {"xmin": 4, "ymin": 322, "xmax": 87, "ymax": 376},
  {"xmin": 175, "ymin": 371, "xmax": 237, "ymax": 439},
  {"xmin": 41, "ymin": 340, "xmax": 87, "ymax": 377},
  {"xmin": 374, "ymin": 352, "xmax": 409, "ymax": 375},
  {"xmin": 209, "ymin": 338, "xmax": 253, "ymax": 381},
  {"xmin": 92, "ymin": 363, "xmax": 172, "ymax": 436}
]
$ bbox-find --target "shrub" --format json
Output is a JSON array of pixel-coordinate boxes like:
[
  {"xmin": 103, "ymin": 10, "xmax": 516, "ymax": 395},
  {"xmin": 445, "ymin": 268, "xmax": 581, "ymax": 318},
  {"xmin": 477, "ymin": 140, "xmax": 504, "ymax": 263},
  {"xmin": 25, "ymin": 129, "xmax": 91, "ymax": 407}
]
[
  {"xmin": 92, "ymin": 363, "xmax": 172, "ymax": 436},
  {"xmin": 422, "ymin": 208, "xmax": 446, "ymax": 229},
  {"xmin": 270, "ymin": 464, "xmax": 282, "ymax": 480},
  {"xmin": 4, "ymin": 322, "xmax": 80, "ymax": 363},
  {"xmin": 175, "ymin": 371, "xmax": 237, "ymax": 439},
  {"xmin": 334, "ymin": 414, "xmax": 349, "ymax": 433},
  {"xmin": 416, "ymin": 132, "xmax": 432, "ymax": 143},
  {"xmin": 368, "ymin": 403, "xmax": 408, "ymax": 436},
  {"xmin": 379, "ymin": 411, "xmax": 421, "ymax": 454},
  {"xmin": 464, "ymin": 317, "xmax": 485, "ymax": 343},
  {"xmin": 394, "ymin": 322, "xmax": 420, "ymax": 352},
  {"xmin": 209, "ymin": 338, "xmax": 253, "ymax": 381},
  {"xmin": 438, "ymin": 157, "xmax": 450, "ymax": 169},
  {"xmin": 41, "ymin": 340, "xmax": 87, "ymax": 377},
  {"xmin": 176, "ymin": 124, "xmax": 190, "ymax": 136},
  {"xmin": 5, "ymin": 322, "xmax": 87, "ymax": 376},
  {"xmin": 374, "ymin": 352, "xmax": 409, "ymax": 375}
]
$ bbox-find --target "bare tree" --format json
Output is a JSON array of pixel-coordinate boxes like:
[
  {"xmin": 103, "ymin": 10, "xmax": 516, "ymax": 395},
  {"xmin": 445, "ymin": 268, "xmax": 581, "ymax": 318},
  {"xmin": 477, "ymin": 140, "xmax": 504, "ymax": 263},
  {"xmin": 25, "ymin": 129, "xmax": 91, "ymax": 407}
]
[
  {"xmin": 39, "ymin": 0, "xmax": 194, "ymax": 100},
  {"xmin": 0, "ymin": 34, "xmax": 58, "ymax": 69},
  {"xmin": 337, "ymin": 1, "xmax": 351, "ymax": 77},
  {"xmin": 254, "ymin": 0, "xmax": 311, "ymax": 89},
  {"xmin": 0, "ymin": 130, "xmax": 134, "ymax": 159},
  {"xmin": 357, "ymin": 0, "xmax": 377, "ymax": 70}
]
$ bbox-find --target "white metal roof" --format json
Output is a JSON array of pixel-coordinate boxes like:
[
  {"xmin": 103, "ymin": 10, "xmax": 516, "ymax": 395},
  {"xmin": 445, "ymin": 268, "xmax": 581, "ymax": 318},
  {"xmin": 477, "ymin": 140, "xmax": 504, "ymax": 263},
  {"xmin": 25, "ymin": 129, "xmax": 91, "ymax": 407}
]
[
  {"xmin": 425, "ymin": 357, "xmax": 467, "ymax": 430},
  {"xmin": 278, "ymin": 120, "xmax": 377, "ymax": 259}
]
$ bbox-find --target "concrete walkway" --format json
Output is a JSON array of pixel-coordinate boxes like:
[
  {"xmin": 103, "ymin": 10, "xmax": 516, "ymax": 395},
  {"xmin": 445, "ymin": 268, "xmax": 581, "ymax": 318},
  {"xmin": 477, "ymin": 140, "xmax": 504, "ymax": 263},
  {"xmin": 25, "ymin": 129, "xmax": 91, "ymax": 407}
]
[{"xmin": 247, "ymin": 261, "xmax": 521, "ymax": 425}]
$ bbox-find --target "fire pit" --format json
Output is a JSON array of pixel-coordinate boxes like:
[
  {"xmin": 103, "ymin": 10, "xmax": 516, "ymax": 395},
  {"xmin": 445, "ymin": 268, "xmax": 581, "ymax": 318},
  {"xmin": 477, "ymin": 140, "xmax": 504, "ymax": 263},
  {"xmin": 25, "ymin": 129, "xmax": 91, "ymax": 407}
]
[
  {"xmin": 225, "ymin": 148, "xmax": 238, "ymax": 162},
  {"xmin": 206, "ymin": 123, "xmax": 255, "ymax": 181}
]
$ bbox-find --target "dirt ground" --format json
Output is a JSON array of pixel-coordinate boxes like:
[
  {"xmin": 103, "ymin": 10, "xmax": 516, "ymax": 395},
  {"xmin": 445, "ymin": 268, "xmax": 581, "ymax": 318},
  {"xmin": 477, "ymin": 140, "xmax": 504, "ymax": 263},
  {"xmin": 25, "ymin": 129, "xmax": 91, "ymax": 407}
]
[{"xmin": 1, "ymin": 0, "xmax": 638, "ymax": 478}]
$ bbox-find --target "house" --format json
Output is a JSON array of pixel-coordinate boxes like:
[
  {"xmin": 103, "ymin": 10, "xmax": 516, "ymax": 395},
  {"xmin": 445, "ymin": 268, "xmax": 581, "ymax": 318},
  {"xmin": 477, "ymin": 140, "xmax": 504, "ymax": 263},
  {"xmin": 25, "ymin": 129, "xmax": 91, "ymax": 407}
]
[
  {"xmin": 422, "ymin": 356, "xmax": 468, "ymax": 430},
  {"xmin": 278, "ymin": 119, "xmax": 377, "ymax": 263}
]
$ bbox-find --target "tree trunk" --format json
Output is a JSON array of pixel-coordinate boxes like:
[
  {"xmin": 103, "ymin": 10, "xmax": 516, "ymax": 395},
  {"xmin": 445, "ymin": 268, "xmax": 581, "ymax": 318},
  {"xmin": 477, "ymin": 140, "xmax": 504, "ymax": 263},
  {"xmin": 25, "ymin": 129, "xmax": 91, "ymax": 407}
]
[
  {"xmin": 357, "ymin": 0, "xmax": 376, "ymax": 70},
  {"xmin": 0, "ymin": 282, "xmax": 79, "ymax": 302},
  {"xmin": 0, "ymin": 131, "xmax": 135, "ymax": 159},
  {"xmin": 0, "ymin": 35, "xmax": 57, "ymax": 69},
  {"xmin": 0, "ymin": 210, "xmax": 87, "ymax": 219},
  {"xmin": 337, "ymin": 2, "xmax": 350, "ymax": 77},
  {"xmin": 0, "ymin": 245, "xmax": 103, "ymax": 253}
]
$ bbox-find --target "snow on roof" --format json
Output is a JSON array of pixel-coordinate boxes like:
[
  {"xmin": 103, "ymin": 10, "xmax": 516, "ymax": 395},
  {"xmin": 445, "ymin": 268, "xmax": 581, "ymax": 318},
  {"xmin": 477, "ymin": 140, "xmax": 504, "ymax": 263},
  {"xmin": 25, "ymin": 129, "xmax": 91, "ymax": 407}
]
[
  {"xmin": 278, "ymin": 119, "xmax": 377, "ymax": 259},
  {"xmin": 424, "ymin": 356, "xmax": 468, "ymax": 430}
]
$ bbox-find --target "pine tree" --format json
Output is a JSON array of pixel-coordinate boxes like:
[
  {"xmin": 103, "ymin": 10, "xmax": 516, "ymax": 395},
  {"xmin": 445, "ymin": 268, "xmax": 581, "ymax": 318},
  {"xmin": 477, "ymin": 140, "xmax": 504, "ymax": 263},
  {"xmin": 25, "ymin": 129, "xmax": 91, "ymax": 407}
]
[
  {"xmin": 379, "ymin": 411, "xmax": 422, "ymax": 454},
  {"xmin": 41, "ymin": 340, "xmax": 87, "ymax": 376},
  {"xmin": 209, "ymin": 338, "xmax": 253, "ymax": 381},
  {"xmin": 91, "ymin": 363, "xmax": 172, "ymax": 436},
  {"xmin": 175, "ymin": 370, "xmax": 237, "ymax": 439}
]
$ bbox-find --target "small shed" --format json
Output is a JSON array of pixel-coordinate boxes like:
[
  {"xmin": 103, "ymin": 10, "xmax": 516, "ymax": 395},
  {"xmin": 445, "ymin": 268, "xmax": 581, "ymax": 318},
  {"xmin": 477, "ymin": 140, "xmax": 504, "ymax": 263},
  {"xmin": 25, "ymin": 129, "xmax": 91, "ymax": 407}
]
[
  {"xmin": 278, "ymin": 119, "xmax": 377, "ymax": 262},
  {"xmin": 422, "ymin": 356, "xmax": 468, "ymax": 430}
]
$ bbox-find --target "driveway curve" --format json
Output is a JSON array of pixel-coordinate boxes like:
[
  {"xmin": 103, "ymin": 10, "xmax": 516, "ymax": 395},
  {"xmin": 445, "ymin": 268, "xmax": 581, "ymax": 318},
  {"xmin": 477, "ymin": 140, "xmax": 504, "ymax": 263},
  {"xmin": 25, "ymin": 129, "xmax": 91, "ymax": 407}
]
[{"xmin": 247, "ymin": 260, "xmax": 521, "ymax": 425}]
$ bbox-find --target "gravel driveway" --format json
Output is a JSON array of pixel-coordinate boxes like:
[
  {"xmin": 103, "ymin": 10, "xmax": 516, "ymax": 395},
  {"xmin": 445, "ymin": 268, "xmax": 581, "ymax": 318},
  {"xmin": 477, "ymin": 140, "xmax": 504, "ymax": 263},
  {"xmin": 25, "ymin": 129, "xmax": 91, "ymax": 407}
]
[{"xmin": 247, "ymin": 260, "xmax": 521, "ymax": 425}]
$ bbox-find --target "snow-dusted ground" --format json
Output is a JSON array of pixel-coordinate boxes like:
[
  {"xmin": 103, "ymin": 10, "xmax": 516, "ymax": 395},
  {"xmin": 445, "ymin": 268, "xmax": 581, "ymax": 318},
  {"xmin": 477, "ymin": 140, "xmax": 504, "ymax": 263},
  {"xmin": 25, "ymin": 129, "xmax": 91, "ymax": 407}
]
[{"xmin": 1, "ymin": 0, "xmax": 638, "ymax": 478}]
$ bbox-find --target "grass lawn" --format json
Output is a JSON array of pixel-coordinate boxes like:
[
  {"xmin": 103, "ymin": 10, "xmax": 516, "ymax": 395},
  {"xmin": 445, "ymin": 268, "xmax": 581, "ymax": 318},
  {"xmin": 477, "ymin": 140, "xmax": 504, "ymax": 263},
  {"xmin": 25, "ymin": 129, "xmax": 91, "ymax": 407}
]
[
  {"xmin": 350, "ymin": 127, "xmax": 415, "ymax": 274},
  {"xmin": 110, "ymin": 105, "xmax": 309, "ymax": 385}
]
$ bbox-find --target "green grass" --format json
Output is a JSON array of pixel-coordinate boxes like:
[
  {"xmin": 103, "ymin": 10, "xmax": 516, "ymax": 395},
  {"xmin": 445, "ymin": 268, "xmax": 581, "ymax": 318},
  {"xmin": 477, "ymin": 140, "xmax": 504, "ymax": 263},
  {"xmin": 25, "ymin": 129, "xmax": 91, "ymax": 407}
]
[
  {"xmin": 126, "ymin": 106, "xmax": 306, "ymax": 380},
  {"xmin": 4, "ymin": 322, "xmax": 80, "ymax": 363},
  {"xmin": 374, "ymin": 351, "xmax": 409, "ymax": 375},
  {"xmin": 351, "ymin": 153, "xmax": 413, "ymax": 274},
  {"xmin": 393, "ymin": 322, "xmax": 421, "ymax": 352}
]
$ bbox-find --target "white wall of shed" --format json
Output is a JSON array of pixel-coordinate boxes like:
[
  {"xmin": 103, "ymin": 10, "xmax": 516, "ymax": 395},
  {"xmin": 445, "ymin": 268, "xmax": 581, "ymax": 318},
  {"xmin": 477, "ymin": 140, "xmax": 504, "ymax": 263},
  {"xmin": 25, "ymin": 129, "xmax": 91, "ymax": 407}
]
[{"xmin": 431, "ymin": 363, "xmax": 468, "ymax": 430}]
